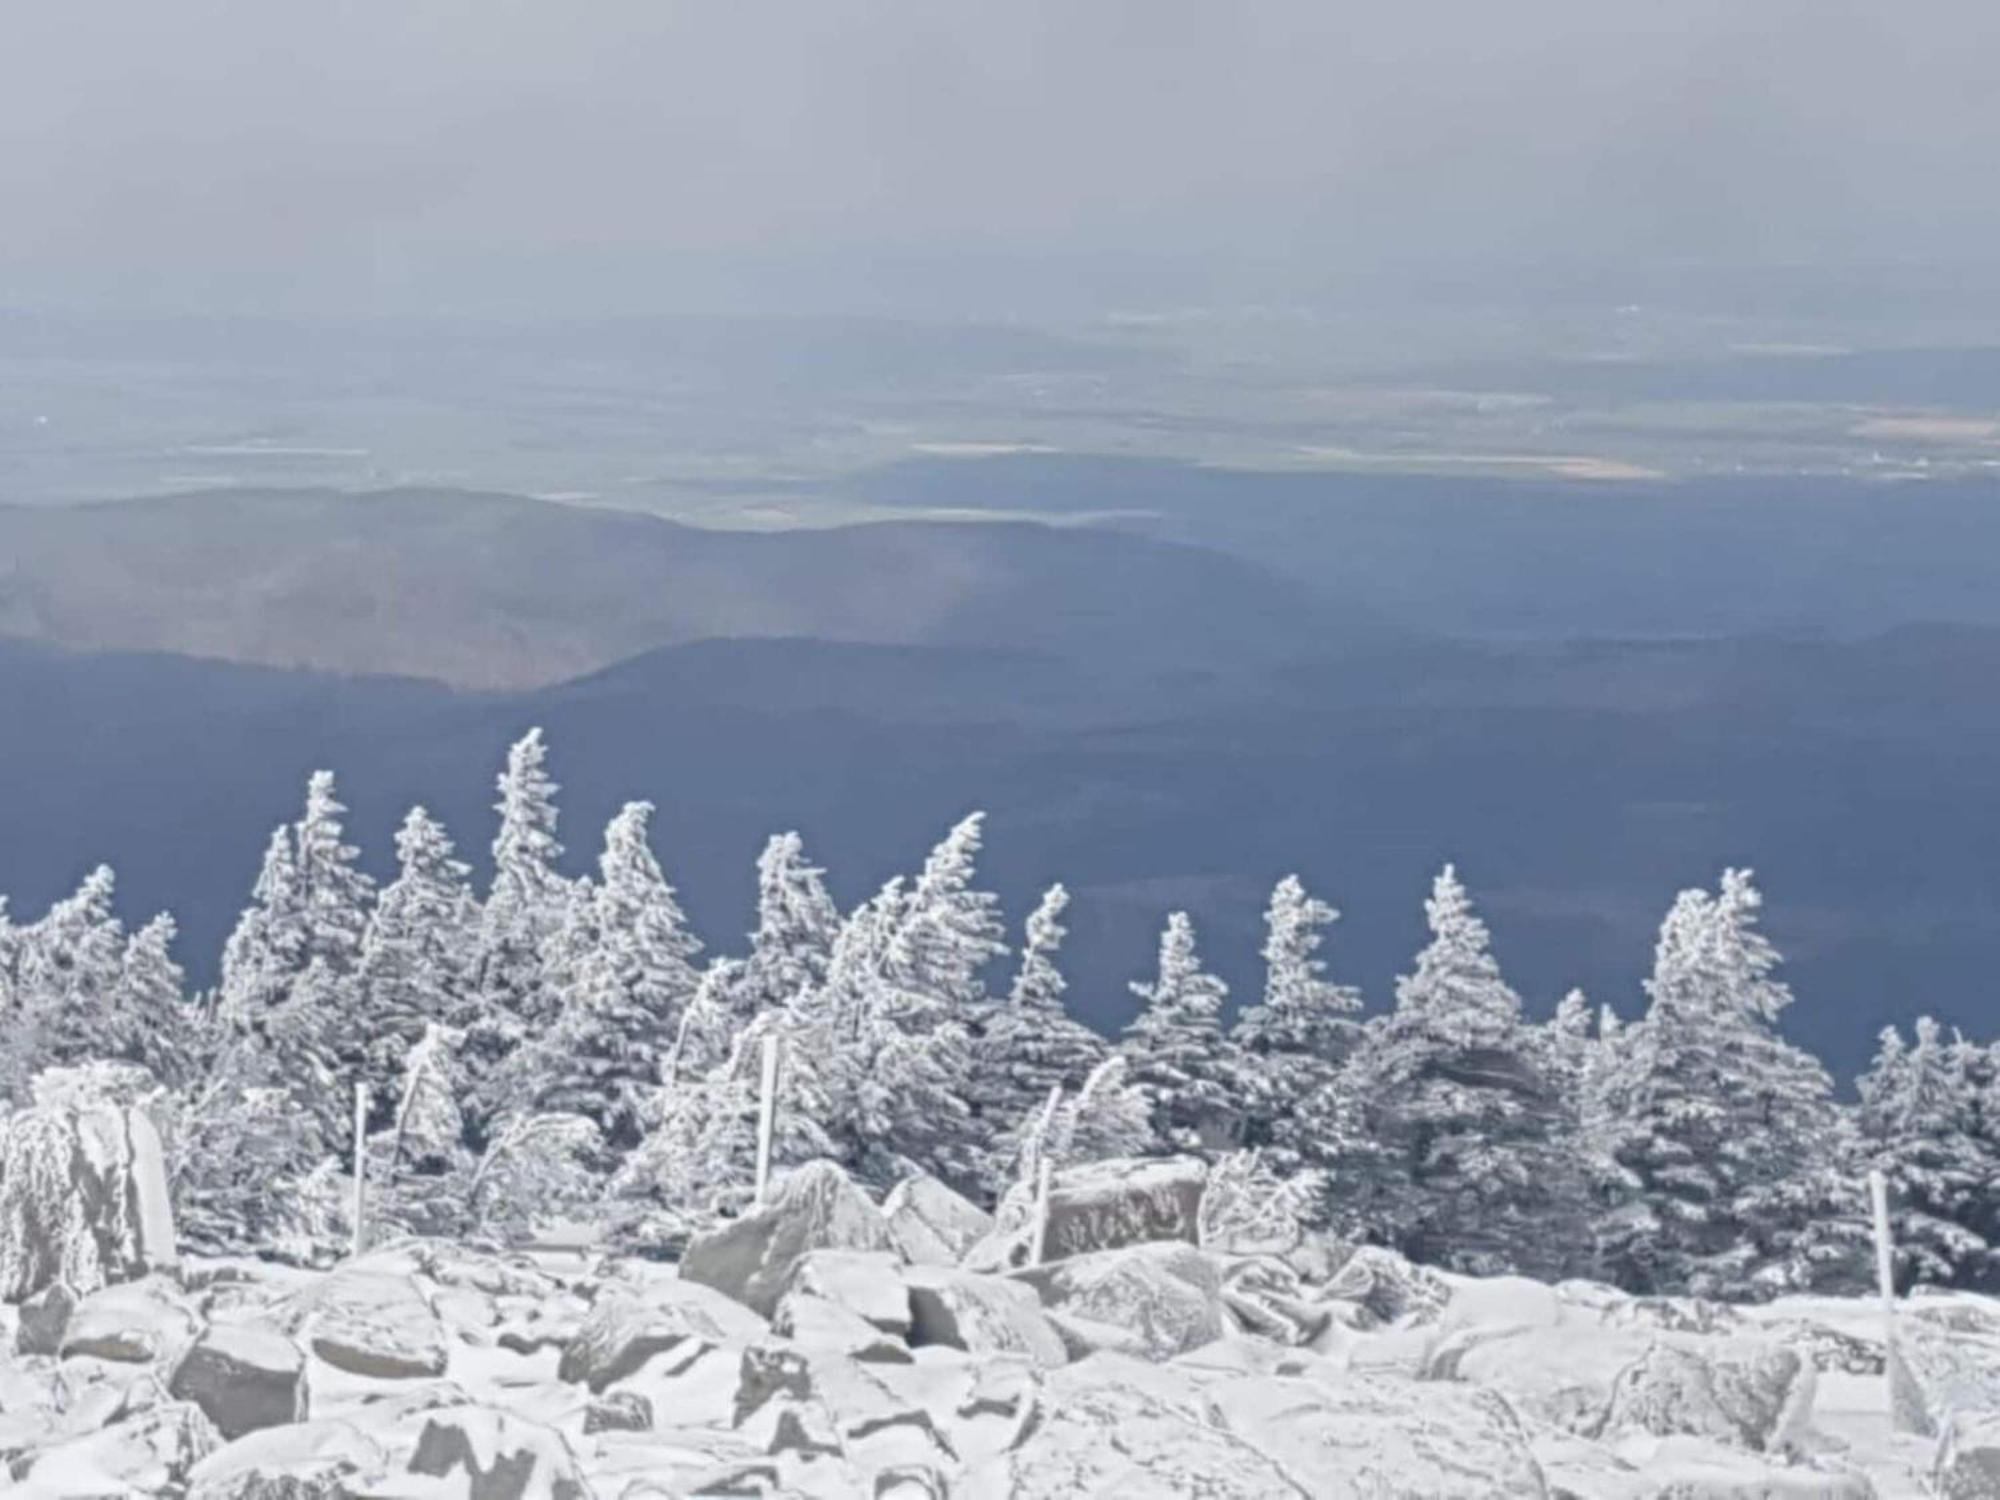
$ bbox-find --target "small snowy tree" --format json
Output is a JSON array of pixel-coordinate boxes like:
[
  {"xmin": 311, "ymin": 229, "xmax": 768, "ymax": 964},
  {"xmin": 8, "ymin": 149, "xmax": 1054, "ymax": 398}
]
[
  {"xmin": 14, "ymin": 866, "xmax": 128, "ymax": 1074},
  {"xmin": 1857, "ymin": 1017, "xmax": 1995, "ymax": 1290},
  {"xmin": 116, "ymin": 914, "xmax": 195, "ymax": 1090},
  {"xmin": 358, "ymin": 807, "xmax": 476, "ymax": 1109},
  {"xmin": 1122, "ymin": 912, "xmax": 1244, "ymax": 1154},
  {"xmin": 737, "ymin": 832, "xmax": 841, "ymax": 1014}
]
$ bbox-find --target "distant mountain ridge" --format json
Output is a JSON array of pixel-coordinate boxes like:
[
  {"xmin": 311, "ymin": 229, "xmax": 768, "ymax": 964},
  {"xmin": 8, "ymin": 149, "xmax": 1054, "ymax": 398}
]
[{"xmin": 0, "ymin": 487, "xmax": 1383, "ymax": 689}]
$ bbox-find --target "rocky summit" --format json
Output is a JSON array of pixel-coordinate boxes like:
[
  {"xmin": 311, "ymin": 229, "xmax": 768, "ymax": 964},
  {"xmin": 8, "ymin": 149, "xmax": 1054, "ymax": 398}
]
[{"xmin": 0, "ymin": 1154, "xmax": 1981, "ymax": 1497}]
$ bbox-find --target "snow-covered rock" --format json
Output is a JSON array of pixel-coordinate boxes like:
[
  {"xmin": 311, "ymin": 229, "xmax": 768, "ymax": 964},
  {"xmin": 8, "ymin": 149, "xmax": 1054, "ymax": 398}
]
[
  {"xmin": 1040, "ymin": 1156, "xmax": 1206, "ymax": 1262},
  {"xmin": 680, "ymin": 1160, "xmax": 896, "ymax": 1318},
  {"xmin": 1219, "ymin": 1256, "xmax": 1331, "ymax": 1347},
  {"xmin": 1891, "ymin": 1298, "xmax": 2000, "ymax": 1437},
  {"xmin": 0, "ymin": 1103, "xmax": 178, "ymax": 1303},
  {"xmin": 284, "ymin": 1268, "xmax": 448, "ymax": 1380},
  {"xmin": 1935, "ymin": 1409, "xmax": 2000, "ymax": 1500},
  {"xmin": 10, "ymin": 1400, "xmax": 220, "ymax": 1497},
  {"xmin": 779, "ymin": 1248, "xmax": 912, "ymax": 1337},
  {"xmin": 1015, "ymin": 1241, "xmax": 1226, "ymax": 1361},
  {"xmin": 60, "ymin": 1276, "xmax": 201, "ymax": 1364},
  {"xmin": 556, "ymin": 1278, "xmax": 761, "ymax": 1394},
  {"xmin": 772, "ymin": 1292, "xmax": 914, "ymax": 1364},
  {"xmin": 184, "ymin": 1417, "xmax": 387, "ymax": 1500},
  {"xmin": 582, "ymin": 1388, "xmax": 653, "ymax": 1434},
  {"xmin": 902, "ymin": 1264, "xmax": 1067, "ymax": 1368},
  {"xmin": 883, "ymin": 1173, "xmax": 994, "ymax": 1267},
  {"xmin": 1589, "ymin": 1337, "xmax": 1816, "ymax": 1454},
  {"xmin": 1538, "ymin": 1429, "xmax": 1875, "ymax": 1499},
  {"xmin": 168, "ymin": 1320, "xmax": 309, "ymax": 1440},
  {"xmin": 403, "ymin": 1403, "xmax": 589, "ymax": 1499},
  {"xmin": 1206, "ymin": 1368, "xmax": 1551, "ymax": 1496}
]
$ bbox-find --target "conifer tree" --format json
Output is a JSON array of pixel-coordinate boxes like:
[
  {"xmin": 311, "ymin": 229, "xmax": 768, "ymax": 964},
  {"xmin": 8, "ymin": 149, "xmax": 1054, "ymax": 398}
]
[
  {"xmin": 1594, "ymin": 870, "xmax": 1864, "ymax": 1298},
  {"xmin": 117, "ymin": 914, "xmax": 194, "ymax": 1089},
  {"xmin": 973, "ymin": 885, "xmax": 1109, "ymax": 1192},
  {"xmin": 15, "ymin": 866, "xmax": 127, "ymax": 1073},
  {"xmin": 737, "ymin": 832, "xmax": 841, "ymax": 1014},
  {"xmin": 358, "ymin": 806, "xmax": 476, "ymax": 1106},
  {"xmin": 1857, "ymin": 1017, "xmax": 1995, "ymax": 1289},
  {"xmin": 1234, "ymin": 875, "xmax": 1364, "ymax": 1168},
  {"xmin": 1122, "ymin": 911, "xmax": 1244, "ymax": 1153},
  {"xmin": 1340, "ymin": 866, "xmax": 1590, "ymax": 1278}
]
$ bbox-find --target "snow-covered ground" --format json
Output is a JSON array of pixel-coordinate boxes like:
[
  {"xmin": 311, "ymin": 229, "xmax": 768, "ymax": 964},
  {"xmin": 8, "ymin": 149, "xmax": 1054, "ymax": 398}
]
[{"xmin": 2, "ymin": 1156, "xmax": 1991, "ymax": 1498}]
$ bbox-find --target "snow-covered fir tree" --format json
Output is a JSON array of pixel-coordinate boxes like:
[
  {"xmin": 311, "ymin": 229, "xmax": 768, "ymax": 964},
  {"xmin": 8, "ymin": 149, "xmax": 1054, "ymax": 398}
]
[
  {"xmin": 1340, "ymin": 866, "xmax": 1591, "ymax": 1279},
  {"xmin": 974, "ymin": 884, "xmax": 1109, "ymax": 1191},
  {"xmin": 1856, "ymin": 1016, "xmax": 1996, "ymax": 1290},
  {"xmin": 1593, "ymin": 870, "xmax": 1864, "ymax": 1298},
  {"xmin": 1122, "ymin": 911, "xmax": 1244, "ymax": 1154},
  {"xmin": 735, "ymin": 831, "xmax": 841, "ymax": 1015},
  {"xmin": 1233, "ymin": 875, "xmax": 1363, "ymax": 1170},
  {"xmin": 117, "ymin": 914, "xmax": 195, "ymax": 1090},
  {"xmin": 357, "ymin": 806, "xmax": 477, "ymax": 1109},
  {"xmin": 13, "ymin": 866, "xmax": 127, "ymax": 1076}
]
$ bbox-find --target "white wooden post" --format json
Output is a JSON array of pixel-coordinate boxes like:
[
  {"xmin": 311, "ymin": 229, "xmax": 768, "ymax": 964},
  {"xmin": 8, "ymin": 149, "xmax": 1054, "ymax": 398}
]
[
  {"xmin": 1030, "ymin": 1157, "xmax": 1054, "ymax": 1267},
  {"xmin": 351, "ymin": 1082, "xmax": 368, "ymax": 1260},
  {"xmin": 1869, "ymin": 1168, "xmax": 1896, "ymax": 1314},
  {"xmin": 754, "ymin": 1033, "xmax": 781, "ymax": 1208}
]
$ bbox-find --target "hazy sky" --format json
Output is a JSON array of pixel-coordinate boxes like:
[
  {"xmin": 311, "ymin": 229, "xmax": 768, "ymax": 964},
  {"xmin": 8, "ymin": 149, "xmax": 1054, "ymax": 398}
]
[{"xmin": 5, "ymin": 0, "xmax": 1997, "ymax": 316}]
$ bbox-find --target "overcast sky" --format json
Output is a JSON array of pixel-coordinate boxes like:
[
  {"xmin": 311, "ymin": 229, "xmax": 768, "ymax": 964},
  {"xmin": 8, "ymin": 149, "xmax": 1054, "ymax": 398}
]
[{"xmin": 5, "ymin": 0, "xmax": 1997, "ymax": 316}]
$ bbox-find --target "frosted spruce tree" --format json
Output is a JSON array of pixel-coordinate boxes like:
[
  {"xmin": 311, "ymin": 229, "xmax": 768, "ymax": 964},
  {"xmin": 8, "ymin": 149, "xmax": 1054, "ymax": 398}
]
[
  {"xmin": 1856, "ymin": 1017, "xmax": 1996, "ymax": 1289},
  {"xmin": 1594, "ymin": 870, "xmax": 1864, "ymax": 1298},
  {"xmin": 1122, "ymin": 911, "xmax": 1244, "ymax": 1154},
  {"xmin": 467, "ymin": 728, "xmax": 576, "ymax": 1129},
  {"xmin": 977, "ymin": 884, "xmax": 1110, "ymax": 1192},
  {"xmin": 357, "ymin": 807, "xmax": 477, "ymax": 1111},
  {"xmin": 117, "ymin": 914, "xmax": 195, "ymax": 1090},
  {"xmin": 1343, "ymin": 866, "xmax": 1590, "ymax": 1278},
  {"xmin": 12, "ymin": 866, "xmax": 128, "ymax": 1076},
  {"xmin": 526, "ymin": 802, "xmax": 703, "ymax": 1146},
  {"xmin": 736, "ymin": 832, "xmax": 842, "ymax": 1014},
  {"xmin": 1233, "ymin": 875, "xmax": 1364, "ymax": 1171}
]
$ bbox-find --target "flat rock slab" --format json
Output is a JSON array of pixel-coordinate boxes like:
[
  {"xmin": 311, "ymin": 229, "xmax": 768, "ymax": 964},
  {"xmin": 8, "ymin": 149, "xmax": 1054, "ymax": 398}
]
[
  {"xmin": 903, "ymin": 1266, "xmax": 1067, "ymax": 1370},
  {"xmin": 289, "ymin": 1269, "xmax": 448, "ymax": 1381},
  {"xmin": 884, "ymin": 1173, "xmax": 994, "ymax": 1268},
  {"xmin": 184, "ymin": 1417, "xmax": 387, "ymax": 1500},
  {"xmin": 60, "ymin": 1277, "xmax": 201, "ymax": 1364},
  {"xmin": 1015, "ymin": 1241, "xmax": 1225, "ymax": 1361},
  {"xmin": 1038, "ymin": 1156, "xmax": 1207, "ymax": 1263}
]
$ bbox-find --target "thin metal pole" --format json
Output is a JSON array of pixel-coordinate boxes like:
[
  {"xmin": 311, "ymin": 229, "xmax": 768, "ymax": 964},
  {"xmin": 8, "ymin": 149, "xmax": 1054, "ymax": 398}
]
[
  {"xmin": 1869, "ymin": 1167, "xmax": 1900, "ymax": 1428},
  {"xmin": 352, "ymin": 1082, "xmax": 368, "ymax": 1259},
  {"xmin": 1030, "ymin": 1157, "xmax": 1054, "ymax": 1267},
  {"xmin": 754, "ymin": 1033, "xmax": 781, "ymax": 1208}
]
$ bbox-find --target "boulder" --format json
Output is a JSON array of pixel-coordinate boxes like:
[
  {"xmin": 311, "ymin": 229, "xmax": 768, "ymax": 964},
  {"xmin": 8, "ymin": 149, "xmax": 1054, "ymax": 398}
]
[
  {"xmin": 780, "ymin": 1248, "xmax": 912, "ymax": 1337},
  {"xmin": 1892, "ymin": 1300, "xmax": 2000, "ymax": 1437},
  {"xmin": 883, "ymin": 1173, "xmax": 994, "ymax": 1267},
  {"xmin": 9, "ymin": 1400, "xmax": 220, "ymax": 1496},
  {"xmin": 680, "ymin": 1160, "xmax": 895, "ymax": 1319},
  {"xmin": 959, "ymin": 1353, "xmax": 1296, "ymax": 1496},
  {"xmin": 14, "ymin": 1280, "xmax": 78, "ymax": 1357},
  {"xmin": 583, "ymin": 1389, "xmax": 654, "ymax": 1434},
  {"xmin": 60, "ymin": 1277, "xmax": 201, "ymax": 1364},
  {"xmin": 1589, "ymin": 1338, "xmax": 1816, "ymax": 1454},
  {"xmin": 1015, "ymin": 1242, "xmax": 1226, "ymax": 1361},
  {"xmin": 1936, "ymin": 1409, "xmax": 2000, "ymax": 1500},
  {"xmin": 1206, "ymin": 1369, "xmax": 1550, "ymax": 1497},
  {"xmin": 1426, "ymin": 1321, "xmax": 1652, "ymax": 1435},
  {"xmin": 902, "ymin": 1266, "xmax": 1067, "ymax": 1369},
  {"xmin": 556, "ymin": 1279, "xmax": 760, "ymax": 1394},
  {"xmin": 404, "ymin": 1404, "xmax": 589, "ymax": 1500},
  {"xmin": 1219, "ymin": 1257, "xmax": 1331, "ymax": 1348},
  {"xmin": 1039, "ymin": 1156, "xmax": 1206, "ymax": 1262},
  {"xmin": 184, "ymin": 1418, "xmax": 386, "ymax": 1500},
  {"xmin": 169, "ymin": 1320, "xmax": 309, "ymax": 1441},
  {"xmin": 772, "ymin": 1292, "xmax": 913, "ymax": 1364},
  {"xmin": 286, "ymin": 1269, "xmax": 448, "ymax": 1380},
  {"xmin": 0, "ymin": 1103, "xmax": 178, "ymax": 1303}
]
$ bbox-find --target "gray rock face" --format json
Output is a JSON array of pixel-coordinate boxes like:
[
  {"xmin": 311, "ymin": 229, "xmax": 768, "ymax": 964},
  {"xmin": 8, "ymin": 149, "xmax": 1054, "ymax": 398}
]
[
  {"xmin": 1015, "ymin": 1242, "xmax": 1226, "ymax": 1361},
  {"xmin": 883, "ymin": 1173, "xmax": 994, "ymax": 1267},
  {"xmin": 1038, "ymin": 1157, "xmax": 1206, "ymax": 1263},
  {"xmin": 0, "ymin": 1104, "xmax": 179, "ymax": 1303},
  {"xmin": 902, "ymin": 1265, "xmax": 1067, "ymax": 1369},
  {"xmin": 169, "ymin": 1321, "xmax": 309, "ymax": 1441},
  {"xmin": 287, "ymin": 1269, "xmax": 448, "ymax": 1380},
  {"xmin": 405, "ymin": 1404, "xmax": 588, "ymax": 1500},
  {"xmin": 184, "ymin": 1418, "xmax": 386, "ymax": 1500},
  {"xmin": 583, "ymin": 1388, "xmax": 654, "ymax": 1434},
  {"xmin": 14, "ymin": 1280, "xmax": 78, "ymax": 1356},
  {"xmin": 680, "ymin": 1160, "xmax": 896, "ymax": 1318},
  {"xmin": 556, "ymin": 1279, "xmax": 757, "ymax": 1393}
]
